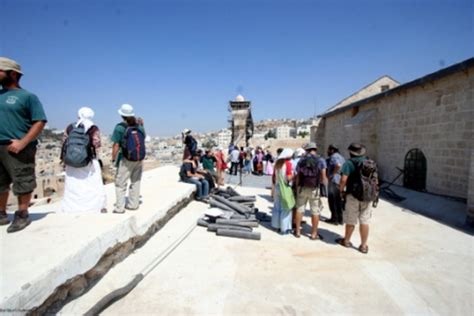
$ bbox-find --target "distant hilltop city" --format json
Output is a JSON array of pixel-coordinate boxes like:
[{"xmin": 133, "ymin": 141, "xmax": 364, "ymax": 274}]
[{"xmin": 25, "ymin": 114, "xmax": 315, "ymax": 209}]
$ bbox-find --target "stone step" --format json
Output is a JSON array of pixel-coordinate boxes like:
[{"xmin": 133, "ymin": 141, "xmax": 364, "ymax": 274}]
[{"xmin": 0, "ymin": 166, "xmax": 196, "ymax": 314}]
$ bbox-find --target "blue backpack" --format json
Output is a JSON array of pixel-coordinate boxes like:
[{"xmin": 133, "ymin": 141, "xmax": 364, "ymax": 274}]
[
  {"xmin": 121, "ymin": 124, "xmax": 146, "ymax": 161},
  {"xmin": 63, "ymin": 124, "xmax": 94, "ymax": 168}
]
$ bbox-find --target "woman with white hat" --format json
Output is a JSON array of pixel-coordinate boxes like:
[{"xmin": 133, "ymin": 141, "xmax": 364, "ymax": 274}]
[
  {"xmin": 60, "ymin": 107, "xmax": 107, "ymax": 214},
  {"xmin": 271, "ymin": 148, "xmax": 294, "ymax": 234}
]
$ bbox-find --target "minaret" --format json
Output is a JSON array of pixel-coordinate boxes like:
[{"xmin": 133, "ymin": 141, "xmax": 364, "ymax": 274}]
[{"xmin": 228, "ymin": 94, "xmax": 254, "ymax": 147}]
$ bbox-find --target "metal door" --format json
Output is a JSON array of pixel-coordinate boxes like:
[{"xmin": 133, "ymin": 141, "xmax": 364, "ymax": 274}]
[{"xmin": 403, "ymin": 148, "xmax": 427, "ymax": 191}]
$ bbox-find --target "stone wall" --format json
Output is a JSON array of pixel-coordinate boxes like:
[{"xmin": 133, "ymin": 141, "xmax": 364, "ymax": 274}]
[
  {"xmin": 318, "ymin": 67, "xmax": 473, "ymax": 201},
  {"xmin": 468, "ymin": 149, "xmax": 474, "ymax": 225}
]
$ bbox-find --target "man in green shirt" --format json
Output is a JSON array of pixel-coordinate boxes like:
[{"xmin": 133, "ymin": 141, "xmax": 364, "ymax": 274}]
[
  {"xmin": 336, "ymin": 143, "xmax": 373, "ymax": 254},
  {"xmin": 111, "ymin": 104, "xmax": 146, "ymax": 214},
  {"xmin": 0, "ymin": 57, "xmax": 47, "ymax": 233}
]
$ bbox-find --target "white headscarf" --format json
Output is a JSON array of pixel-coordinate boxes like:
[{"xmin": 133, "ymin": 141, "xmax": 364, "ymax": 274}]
[{"xmin": 76, "ymin": 107, "xmax": 95, "ymax": 133}]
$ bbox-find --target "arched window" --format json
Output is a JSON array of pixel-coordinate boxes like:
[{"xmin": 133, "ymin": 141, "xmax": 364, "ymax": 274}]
[{"xmin": 404, "ymin": 148, "xmax": 427, "ymax": 191}]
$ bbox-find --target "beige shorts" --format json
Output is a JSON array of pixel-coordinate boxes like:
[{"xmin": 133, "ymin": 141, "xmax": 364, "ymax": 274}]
[
  {"xmin": 296, "ymin": 187, "xmax": 322, "ymax": 216},
  {"xmin": 343, "ymin": 194, "xmax": 372, "ymax": 225}
]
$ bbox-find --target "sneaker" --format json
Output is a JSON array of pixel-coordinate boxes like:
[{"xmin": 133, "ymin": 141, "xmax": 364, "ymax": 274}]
[
  {"xmin": 0, "ymin": 213, "xmax": 10, "ymax": 226},
  {"xmin": 113, "ymin": 209, "xmax": 125, "ymax": 214},
  {"xmin": 124, "ymin": 206, "xmax": 139, "ymax": 211},
  {"xmin": 7, "ymin": 211, "xmax": 31, "ymax": 233}
]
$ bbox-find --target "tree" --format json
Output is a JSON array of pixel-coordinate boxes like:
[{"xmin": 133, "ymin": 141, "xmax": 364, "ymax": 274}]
[
  {"xmin": 202, "ymin": 138, "xmax": 217, "ymax": 149},
  {"xmin": 298, "ymin": 131, "xmax": 309, "ymax": 138},
  {"xmin": 264, "ymin": 130, "xmax": 276, "ymax": 140}
]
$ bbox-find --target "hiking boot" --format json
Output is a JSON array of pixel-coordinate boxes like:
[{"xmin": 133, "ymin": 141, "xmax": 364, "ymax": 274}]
[
  {"xmin": 0, "ymin": 213, "xmax": 10, "ymax": 226},
  {"xmin": 7, "ymin": 211, "xmax": 31, "ymax": 233}
]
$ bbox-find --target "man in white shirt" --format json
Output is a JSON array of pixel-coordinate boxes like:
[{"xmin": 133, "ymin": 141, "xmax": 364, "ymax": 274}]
[{"xmin": 229, "ymin": 146, "xmax": 240, "ymax": 175}]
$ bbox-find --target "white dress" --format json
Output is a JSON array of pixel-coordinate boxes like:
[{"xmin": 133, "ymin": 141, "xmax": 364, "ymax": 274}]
[{"xmin": 60, "ymin": 159, "xmax": 106, "ymax": 214}]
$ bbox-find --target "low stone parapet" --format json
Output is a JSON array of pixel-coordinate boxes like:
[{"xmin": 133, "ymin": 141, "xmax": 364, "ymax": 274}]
[{"xmin": 0, "ymin": 166, "xmax": 194, "ymax": 315}]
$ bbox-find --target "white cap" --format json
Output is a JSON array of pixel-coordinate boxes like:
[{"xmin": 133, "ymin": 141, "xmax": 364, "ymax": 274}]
[
  {"xmin": 118, "ymin": 104, "xmax": 135, "ymax": 117},
  {"xmin": 278, "ymin": 148, "xmax": 294, "ymax": 160},
  {"xmin": 295, "ymin": 148, "xmax": 305, "ymax": 157},
  {"xmin": 182, "ymin": 128, "xmax": 191, "ymax": 134}
]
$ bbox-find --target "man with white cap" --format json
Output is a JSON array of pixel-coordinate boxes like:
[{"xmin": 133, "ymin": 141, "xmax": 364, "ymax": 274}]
[
  {"xmin": 111, "ymin": 104, "xmax": 146, "ymax": 214},
  {"xmin": 0, "ymin": 57, "xmax": 47, "ymax": 233}
]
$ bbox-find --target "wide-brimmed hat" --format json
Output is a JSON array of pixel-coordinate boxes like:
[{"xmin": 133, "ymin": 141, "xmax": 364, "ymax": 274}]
[
  {"xmin": 278, "ymin": 148, "xmax": 294, "ymax": 160},
  {"xmin": 328, "ymin": 144, "xmax": 339, "ymax": 151},
  {"xmin": 0, "ymin": 57, "xmax": 23, "ymax": 74},
  {"xmin": 304, "ymin": 142, "xmax": 318, "ymax": 151},
  {"xmin": 348, "ymin": 143, "xmax": 366, "ymax": 156},
  {"xmin": 118, "ymin": 104, "xmax": 135, "ymax": 117}
]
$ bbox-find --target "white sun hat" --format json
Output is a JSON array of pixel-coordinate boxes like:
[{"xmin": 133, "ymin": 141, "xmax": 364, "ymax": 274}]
[
  {"xmin": 295, "ymin": 148, "xmax": 306, "ymax": 157},
  {"xmin": 118, "ymin": 104, "xmax": 135, "ymax": 117},
  {"xmin": 277, "ymin": 148, "xmax": 294, "ymax": 160}
]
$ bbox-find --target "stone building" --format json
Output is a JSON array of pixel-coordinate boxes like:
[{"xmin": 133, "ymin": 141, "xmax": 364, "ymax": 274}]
[
  {"xmin": 217, "ymin": 129, "xmax": 232, "ymax": 148},
  {"xmin": 228, "ymin": 94, "xmax": 254, "ymax": 147},
  {"xmin": 276, "ymin": 125, "xmax": 295, "ymax": 139},
  {"xmin": 315, "ymin": 58, "xmax": 474, "ymax": 223}
]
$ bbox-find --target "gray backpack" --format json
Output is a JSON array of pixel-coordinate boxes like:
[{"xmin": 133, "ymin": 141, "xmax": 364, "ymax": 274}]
[{"xmin": 63, "ymin": 124, "xmax": 93, "ymax": 168}]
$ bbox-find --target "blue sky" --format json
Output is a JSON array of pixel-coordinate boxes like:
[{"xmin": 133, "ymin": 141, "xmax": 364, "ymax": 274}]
[{"xmin": 1, "ymin": 0, "xmax": 472, "ymax": 137}]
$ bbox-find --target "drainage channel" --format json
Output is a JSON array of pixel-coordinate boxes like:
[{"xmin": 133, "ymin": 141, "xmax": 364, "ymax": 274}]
[{"xmin": 29, "ymin": 196, "xmax": 193, "ymax": 316}]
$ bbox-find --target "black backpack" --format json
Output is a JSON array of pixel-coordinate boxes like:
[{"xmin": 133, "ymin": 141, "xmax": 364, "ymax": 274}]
[
  {"xmin": 63, "ymin": 124, "xmax": 94, "ymax": 168},
  {"xmin": 348, "ymin": 158, "xmax": 379, "ymax": 203},
  {"xmin": 297, "ymin": 156, "xmax": 322, "ymax": 188}
]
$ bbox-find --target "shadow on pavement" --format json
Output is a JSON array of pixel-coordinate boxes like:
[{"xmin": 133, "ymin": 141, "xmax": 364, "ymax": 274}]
[{"xmin": 381, "ymin": 185, "xmax": 474, "ymax": 236}]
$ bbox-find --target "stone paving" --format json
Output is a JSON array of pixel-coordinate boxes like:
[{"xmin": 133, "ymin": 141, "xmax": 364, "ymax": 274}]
[{"xmin": 101, "ymin": 182, "xmax": 473, "ymax": 315}]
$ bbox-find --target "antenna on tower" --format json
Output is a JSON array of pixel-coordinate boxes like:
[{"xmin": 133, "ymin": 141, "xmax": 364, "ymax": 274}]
[{"xmin": 313, "ymin": 98, "xmax": 317, "ymax": 119}]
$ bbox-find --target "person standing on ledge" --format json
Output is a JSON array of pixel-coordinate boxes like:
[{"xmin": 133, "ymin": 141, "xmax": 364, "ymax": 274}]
[
  {"xmin": 111, "ymin": 104, "xmax": 146, "ymax": 214},
  {"xmin": 0, "ymin": 57, "xmax": 47, "ymax": 233}
]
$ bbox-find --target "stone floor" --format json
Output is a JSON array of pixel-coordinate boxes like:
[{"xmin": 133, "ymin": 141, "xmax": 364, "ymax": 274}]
[{"xmin": 101, "ymin": 185, "xmax": 473, "ymax": 315}]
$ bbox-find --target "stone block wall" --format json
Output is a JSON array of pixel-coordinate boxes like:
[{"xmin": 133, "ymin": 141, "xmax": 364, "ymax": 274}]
[
  {"xmin": 468, "ymin": 149, "xmax": 474, "ymax": 224},
  {"xmin": 318, "ymin": 68, "xmax": 473, "ymax": 200}
]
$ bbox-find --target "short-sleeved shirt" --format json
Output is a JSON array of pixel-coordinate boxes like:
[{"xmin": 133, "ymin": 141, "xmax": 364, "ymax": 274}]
[
  {"xmin": 201, "ymin": 155, "xmax": 216, "ymax": 171},
  {"xmin": 230, "ymin": 149, "xmax": 240, "ymax": 163},
  {"xmin": 179, "ymin": 162, "xmax": 196, "ymax": 179},
  {"xmin": 327, "ymin": 152, "xmax": 346, "ymax": 184},
  {"xmin": 341, "ymin": 156, "xmax": 366, "ymax": 176},
  {"xmin": 341, "ymin": 156, "xmax": 367, "ymax": 194},
  {"xmin": 0, "ymin": 88, "xmax": 47, "ymax": 145},
  {"xmin": 296, "ymin": 155, "xmax": 327, "ymax": 174},
  {"xmin": 296, "ymin": 154, "xmax": 327, "ymax": 186},
  {"xmin": 111, "ymin": 122, "xmax": 146, "ymax": 163}
]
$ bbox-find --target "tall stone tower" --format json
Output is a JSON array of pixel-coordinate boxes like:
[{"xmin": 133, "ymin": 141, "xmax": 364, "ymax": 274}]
[{"xmin": 229, "ymin": 94, "xmax": 254, "ymax": 147}]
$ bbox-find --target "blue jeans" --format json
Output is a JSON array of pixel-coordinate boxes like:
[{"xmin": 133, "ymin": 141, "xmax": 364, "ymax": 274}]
[
  {"xmin": 271, "ymin": 185, "xmax": 292, "ymax": 233},
  {"xmin": 182, "ymin": 177, "xmax": 209, "ymax": 198}
]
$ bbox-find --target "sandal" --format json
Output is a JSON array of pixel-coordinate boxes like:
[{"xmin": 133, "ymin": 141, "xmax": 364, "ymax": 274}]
[
  {"xmin": 358, "ymin": 245, "xmax": 369, "ymax": 254},
  {"xmin": 310, "ymin": 234, "xmax": 323, "ymax": 241},
  {"xmin": 336, "ymin": 237, "xmax": 352, "ymax": 248}
]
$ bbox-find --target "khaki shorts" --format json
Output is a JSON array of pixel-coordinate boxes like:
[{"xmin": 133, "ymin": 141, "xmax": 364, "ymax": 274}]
[
  {"xmin": 296, "ymin": 187, "xmax": 322, "ymax": 216},
  {"xmin": 343, "ymin": 194, "xmax": 372, "ymax": 225},
  {"xmin": 0, "ymin": 144, "xmax": 37, "ymax": 196}
]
